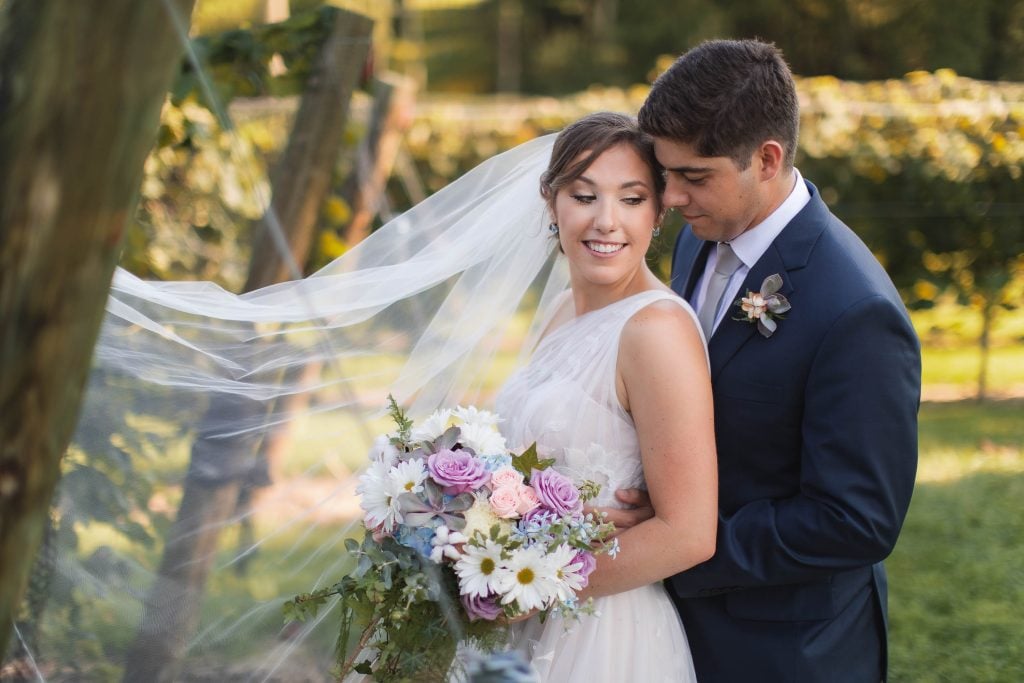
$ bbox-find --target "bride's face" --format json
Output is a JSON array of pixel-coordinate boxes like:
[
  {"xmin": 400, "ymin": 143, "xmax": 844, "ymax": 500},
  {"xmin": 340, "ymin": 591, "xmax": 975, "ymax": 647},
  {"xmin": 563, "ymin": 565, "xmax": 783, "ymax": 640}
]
[{"xmin": 552, "ymin": 143, "xmax": 660, "ymax": 291}]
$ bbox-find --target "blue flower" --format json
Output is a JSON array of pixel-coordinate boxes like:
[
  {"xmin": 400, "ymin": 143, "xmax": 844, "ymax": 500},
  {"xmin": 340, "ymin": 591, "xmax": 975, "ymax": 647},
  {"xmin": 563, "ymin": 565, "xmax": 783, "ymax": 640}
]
[
  {"xmin": 467, "ymin": 651, "xmax": 538, "ymax": 683},
  {"xmin": 479, "ymin": 453, "xmax": 513, "ymax": 472},
  {"xmin": 395, "ymin": 524, "xmax": 435, "ymax": 558}
]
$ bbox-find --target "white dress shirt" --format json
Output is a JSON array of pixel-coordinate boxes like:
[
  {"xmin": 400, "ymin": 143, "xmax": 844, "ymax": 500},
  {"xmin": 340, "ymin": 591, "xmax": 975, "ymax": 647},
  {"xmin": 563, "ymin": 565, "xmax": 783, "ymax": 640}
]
[{"xmin": 693, "ymin": 168, "xmax": 811, "ymax": 335}]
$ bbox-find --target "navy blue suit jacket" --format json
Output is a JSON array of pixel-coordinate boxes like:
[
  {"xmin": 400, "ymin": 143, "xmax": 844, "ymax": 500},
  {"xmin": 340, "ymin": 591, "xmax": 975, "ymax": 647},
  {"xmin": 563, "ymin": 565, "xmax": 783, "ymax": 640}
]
[{"xmin": 668, "ymin": 181, "xmax": 920, "ymax": 682}]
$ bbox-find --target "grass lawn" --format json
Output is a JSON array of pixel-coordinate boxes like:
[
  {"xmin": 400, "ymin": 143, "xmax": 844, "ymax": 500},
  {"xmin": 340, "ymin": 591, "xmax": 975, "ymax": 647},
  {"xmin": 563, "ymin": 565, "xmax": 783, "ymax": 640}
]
[{"xmin": 887, "ymin": 399, "xmax": 1024, "ymax": 682}]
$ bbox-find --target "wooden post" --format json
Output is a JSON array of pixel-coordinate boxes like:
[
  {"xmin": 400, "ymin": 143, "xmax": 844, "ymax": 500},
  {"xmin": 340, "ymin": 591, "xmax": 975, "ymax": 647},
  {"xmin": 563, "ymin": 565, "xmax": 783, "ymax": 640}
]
[
  {"xmin": 121, "ymin": 9, "xmax": 373, "ymax": 682},
  {"xmin": 244, "ymin": 8, "xmax": 374, "ymax": 291},
  {"xmin": 341, "ymin": 72, "xmax": 417, "ymax": 245},
  {"xmin": 0, "ymin": 0, "xmax": 197, "ymax": 659}
]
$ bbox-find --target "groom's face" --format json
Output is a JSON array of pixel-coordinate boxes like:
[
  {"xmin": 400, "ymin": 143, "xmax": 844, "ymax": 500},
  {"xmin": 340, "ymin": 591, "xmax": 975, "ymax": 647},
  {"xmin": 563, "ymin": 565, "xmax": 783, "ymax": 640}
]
[{"xmin": 654, "ymin": 137, "xmax": 767, "ymax": 243}]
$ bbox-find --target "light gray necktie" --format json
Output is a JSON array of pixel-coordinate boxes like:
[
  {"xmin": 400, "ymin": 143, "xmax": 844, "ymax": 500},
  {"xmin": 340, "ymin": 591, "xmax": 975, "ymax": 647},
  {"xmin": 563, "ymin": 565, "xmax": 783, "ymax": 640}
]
[{"xmin": 698, "ymin": 242, "xmax": 744, "ymax": 339}]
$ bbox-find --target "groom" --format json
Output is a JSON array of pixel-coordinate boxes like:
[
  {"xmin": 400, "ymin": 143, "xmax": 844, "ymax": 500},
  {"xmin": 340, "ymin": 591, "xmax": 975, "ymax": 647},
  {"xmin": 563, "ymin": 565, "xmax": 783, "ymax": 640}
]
[{"xmin": 618, "ymin": 39, "xmax": 921, "ymax": 681}]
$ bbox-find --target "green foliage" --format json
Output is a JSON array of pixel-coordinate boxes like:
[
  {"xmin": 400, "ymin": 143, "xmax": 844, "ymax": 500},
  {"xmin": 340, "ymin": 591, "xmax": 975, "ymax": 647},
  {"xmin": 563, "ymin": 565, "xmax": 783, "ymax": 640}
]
[
  {"xmin": 510, "ymin": 443, "xmax": 555, "ymax": 479},
  {"xmin": 887, "ymin": 400, "xmax": 1024, "ymax": 682},
  {"xmin": 411, "ymin": 1, "xmax": 1024, "ymax": 94},
  {"xmin": 127, "ymin": 99, "xmax": 269, "ymax": 289},
  {"xmin": 177, "ymin": 5, "xmax": 347, "ymax": 107},
  {"xmin": 283, "ymin": 532, "xmax": 484, "ymax": 681},
  {"xmin": 386, "ymin": 393, "xmax": 414, "ymax": 444}
]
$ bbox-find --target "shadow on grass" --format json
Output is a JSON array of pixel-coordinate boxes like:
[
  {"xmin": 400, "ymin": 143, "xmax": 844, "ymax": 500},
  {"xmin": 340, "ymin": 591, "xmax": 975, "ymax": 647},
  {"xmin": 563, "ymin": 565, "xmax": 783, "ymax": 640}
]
[{"xmin": 888, "ymin": 469, "xmax": 1024, "ymax": 682}]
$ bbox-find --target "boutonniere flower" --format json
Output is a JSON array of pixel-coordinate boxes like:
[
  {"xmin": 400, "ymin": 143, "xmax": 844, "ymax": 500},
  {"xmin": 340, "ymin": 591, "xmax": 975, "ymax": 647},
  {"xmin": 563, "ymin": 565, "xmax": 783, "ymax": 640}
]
[{"xmin": 734, "ymin": 274, "xmax": 791, "ymax": 338}]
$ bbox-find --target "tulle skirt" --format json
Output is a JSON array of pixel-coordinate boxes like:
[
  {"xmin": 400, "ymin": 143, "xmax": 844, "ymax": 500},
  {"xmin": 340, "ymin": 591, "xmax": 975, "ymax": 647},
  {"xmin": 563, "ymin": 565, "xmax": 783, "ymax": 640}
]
[{"xmin": 509, "ymin": 582, "xmax": 697, "ymax": 682}]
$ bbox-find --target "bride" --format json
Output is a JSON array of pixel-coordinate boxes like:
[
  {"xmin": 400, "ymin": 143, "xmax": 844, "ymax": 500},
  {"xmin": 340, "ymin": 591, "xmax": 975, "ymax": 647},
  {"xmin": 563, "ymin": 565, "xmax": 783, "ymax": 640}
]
[
  {"xmin": 16, "ymin": 113, "xmax": 715, "ymax": 682},
  {"xmin": 494, "ymin": 112, "xmax": 716, "ymax": 681}
]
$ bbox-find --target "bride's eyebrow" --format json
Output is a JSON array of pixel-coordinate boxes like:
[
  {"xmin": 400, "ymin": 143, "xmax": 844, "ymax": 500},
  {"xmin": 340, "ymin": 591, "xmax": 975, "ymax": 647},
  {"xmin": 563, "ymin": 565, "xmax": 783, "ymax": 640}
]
[{"xmin": 575, "ymin": 176, "xmax": 652, "ymax": 191}]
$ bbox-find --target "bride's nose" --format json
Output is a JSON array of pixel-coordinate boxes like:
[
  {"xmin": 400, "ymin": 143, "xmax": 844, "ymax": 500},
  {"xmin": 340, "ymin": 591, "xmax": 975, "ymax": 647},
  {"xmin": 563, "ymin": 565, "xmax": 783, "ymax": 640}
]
[{"xmin": 593, "ymin": 199, "xmax": 617, "ymax": 233}]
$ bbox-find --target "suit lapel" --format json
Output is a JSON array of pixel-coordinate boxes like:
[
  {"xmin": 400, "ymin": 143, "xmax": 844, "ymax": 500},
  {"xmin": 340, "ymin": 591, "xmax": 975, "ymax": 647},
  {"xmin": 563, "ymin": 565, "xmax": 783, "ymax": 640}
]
[
  {"xmin": 708, "ymin": 245, "xmax": 789, "ymax": 379},
  {"xmin": 670, "ymin": 230, "xmax": 712, "ymax": 304},
  {"xmin": 706, "ymin": 180, "xmax": 827, "ymax": 380},
  {"xmin": 682, "ymin": 241, "xmax": 713, "ymax": 305}
]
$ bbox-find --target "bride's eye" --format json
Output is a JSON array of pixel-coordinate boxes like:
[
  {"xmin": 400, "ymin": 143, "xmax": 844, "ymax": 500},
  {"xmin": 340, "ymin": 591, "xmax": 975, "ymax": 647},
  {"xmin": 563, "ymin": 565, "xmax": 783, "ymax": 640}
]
[
  {"xmin": 571, "ymin": 194, "xmax": 596, "ymax": 205},
  {"xmin": 622, "ymin": 196, "xmax": 647, "ymax": 206}
]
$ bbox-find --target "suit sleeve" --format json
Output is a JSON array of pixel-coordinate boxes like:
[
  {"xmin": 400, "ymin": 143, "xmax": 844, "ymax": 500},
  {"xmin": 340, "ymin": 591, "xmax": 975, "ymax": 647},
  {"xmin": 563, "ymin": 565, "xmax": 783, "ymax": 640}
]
[{"xmin": 670, "ymin": 294, "xmax": 921, "ymax": 597}]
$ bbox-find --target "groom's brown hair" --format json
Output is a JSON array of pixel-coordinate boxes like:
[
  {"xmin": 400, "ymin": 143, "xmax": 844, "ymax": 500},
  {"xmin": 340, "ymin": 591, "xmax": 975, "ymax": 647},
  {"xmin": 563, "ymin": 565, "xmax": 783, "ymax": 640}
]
[{"xmin": 638, "ymin": 39, "xmax": 800, "ymax": 170}]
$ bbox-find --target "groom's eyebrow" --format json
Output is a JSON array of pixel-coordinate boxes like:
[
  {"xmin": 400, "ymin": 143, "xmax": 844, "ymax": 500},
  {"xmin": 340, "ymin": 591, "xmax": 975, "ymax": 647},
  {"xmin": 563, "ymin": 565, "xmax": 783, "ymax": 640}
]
[{"xmin": 665, "ymin": 164, "xmax": 713, "ymax": 174}]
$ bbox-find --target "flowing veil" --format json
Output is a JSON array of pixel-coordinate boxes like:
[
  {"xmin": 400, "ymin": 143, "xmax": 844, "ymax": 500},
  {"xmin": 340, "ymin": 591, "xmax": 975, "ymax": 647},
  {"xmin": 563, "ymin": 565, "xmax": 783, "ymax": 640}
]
[{"xmin": 9, "ymin": 134, "xmax": 567, "ymax": 681}]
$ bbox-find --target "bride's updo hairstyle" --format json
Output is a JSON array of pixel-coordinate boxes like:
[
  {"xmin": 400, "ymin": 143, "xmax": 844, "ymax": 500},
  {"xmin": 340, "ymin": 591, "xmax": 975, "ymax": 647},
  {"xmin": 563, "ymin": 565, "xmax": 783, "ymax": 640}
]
[{"xmin": 540, "ymin": 111, "xmax": 665, "ymax": 212}]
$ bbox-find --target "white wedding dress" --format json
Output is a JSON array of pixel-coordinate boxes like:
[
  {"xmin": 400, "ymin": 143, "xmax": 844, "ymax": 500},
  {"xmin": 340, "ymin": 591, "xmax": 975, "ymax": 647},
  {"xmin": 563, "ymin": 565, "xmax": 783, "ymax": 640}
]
[{"xmin": 494, "ymin": 289, "xmax": 701, "ymax": 683}]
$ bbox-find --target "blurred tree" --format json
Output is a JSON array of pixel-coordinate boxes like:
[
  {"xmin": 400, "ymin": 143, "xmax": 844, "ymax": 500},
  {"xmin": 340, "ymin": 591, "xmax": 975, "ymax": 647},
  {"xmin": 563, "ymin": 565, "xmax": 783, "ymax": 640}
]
[
  {"xmin": 405, "ymin": 0, "xmax": 1024, "ymax": 94},
  {"xmin": 0, "ymin": 0, "xmax": 197, "ymax": 660}
]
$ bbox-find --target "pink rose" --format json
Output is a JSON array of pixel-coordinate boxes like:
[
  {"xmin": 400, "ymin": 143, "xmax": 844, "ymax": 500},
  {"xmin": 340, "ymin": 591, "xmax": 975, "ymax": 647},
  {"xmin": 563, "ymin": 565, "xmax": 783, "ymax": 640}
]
[
  {"xmin": 489, "ymin": 486, "xmax": 521, "ymax": 519},
  {"xmin": 428, "ymin": 449, "xmax": 491, "ymax": 494},
  {"xmin": 490, "ymin": 466, "xmax": 524, "ymax": 490},
  {"xmin": 530, "ymin": 468, "xmax": 581, "ymax": 517},
  {"xmin": 515, "ymin": 484, "xmax": 540, "ymax": 515}
]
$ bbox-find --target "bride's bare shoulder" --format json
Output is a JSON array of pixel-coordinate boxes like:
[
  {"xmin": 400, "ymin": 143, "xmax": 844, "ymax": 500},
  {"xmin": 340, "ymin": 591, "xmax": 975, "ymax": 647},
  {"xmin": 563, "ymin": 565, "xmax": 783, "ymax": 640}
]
[{"xmin": 620, "ymin": 295, "xmax": 703, "ymax": 360}]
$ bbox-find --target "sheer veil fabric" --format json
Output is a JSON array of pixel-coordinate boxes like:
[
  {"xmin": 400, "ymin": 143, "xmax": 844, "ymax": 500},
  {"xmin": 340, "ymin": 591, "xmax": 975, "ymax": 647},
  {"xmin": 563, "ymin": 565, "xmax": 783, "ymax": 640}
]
[{"xmin": 17, "ymin": 135, "xmax": 575, "ymax": 680}]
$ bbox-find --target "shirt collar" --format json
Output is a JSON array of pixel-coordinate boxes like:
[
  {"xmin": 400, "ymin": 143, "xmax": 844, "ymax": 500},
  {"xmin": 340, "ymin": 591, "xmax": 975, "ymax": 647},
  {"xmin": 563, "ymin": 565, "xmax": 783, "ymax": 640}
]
[{"xmin": 728, "ymin": 168, "xmax": 810, "ymax": 268}]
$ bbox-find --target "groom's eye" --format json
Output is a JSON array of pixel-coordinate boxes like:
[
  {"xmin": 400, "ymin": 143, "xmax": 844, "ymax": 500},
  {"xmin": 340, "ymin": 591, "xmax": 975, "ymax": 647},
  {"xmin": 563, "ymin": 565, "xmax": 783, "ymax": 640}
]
[{"xmin": 683, "ymin": 175, "xmax": 708, "ymax": 185}]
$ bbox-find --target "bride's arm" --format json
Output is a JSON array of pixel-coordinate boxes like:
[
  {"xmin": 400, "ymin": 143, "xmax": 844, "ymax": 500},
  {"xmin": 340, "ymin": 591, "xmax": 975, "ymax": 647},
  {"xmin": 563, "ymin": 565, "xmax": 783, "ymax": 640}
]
[{"xmin": 579, "ymin": 301, "xmax": 717, "ymax": 599}]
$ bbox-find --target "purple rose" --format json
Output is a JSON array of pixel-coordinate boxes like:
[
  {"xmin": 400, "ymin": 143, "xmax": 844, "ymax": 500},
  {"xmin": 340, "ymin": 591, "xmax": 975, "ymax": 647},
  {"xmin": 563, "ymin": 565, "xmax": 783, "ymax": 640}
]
[
  {"xmin": 529, "ymin": 468, "xmax": 581, "ymax": 517},
  {"xmin": 428, "ymin": 448, "xmax": 491, "ymax": 494},
  {"xmin": 572, "ymin": 550, "xmax": 597, "ymax": 587},
  {"xmin": 461, "ymin": 591, "xmax": 503, "ymax": 621}
]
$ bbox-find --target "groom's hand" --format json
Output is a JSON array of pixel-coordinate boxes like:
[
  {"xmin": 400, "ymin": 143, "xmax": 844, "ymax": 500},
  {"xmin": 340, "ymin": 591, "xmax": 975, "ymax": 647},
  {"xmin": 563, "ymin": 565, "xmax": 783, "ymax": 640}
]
[{"xmin": 586, "ymin": 488, "xmax": 654, "ymax": 532}]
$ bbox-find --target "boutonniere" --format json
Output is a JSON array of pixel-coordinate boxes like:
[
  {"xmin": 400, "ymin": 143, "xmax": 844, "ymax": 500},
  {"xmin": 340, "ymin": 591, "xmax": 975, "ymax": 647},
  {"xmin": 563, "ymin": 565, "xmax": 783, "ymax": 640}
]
[{"xmin": 733, "ymin": 274, "xmax": 791, "ymax": 338}]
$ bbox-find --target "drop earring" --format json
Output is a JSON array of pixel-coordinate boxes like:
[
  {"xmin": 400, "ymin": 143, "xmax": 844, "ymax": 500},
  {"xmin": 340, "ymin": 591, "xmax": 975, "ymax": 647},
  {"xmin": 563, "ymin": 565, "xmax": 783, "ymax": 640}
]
[
  {"xmin": 653, "ymin": 225, "xmax": 662, "ymax": 238},
  {"xmin": 548, "ymin": 222, "xmax": 559, "ymax": 235}
]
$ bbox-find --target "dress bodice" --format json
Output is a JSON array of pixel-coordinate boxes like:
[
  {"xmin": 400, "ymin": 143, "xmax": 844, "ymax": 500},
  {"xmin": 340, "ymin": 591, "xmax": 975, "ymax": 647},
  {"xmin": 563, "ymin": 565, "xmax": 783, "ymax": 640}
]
[{"xmin": 495, "ymin": 289, "xmax": 699, "ymax": 508}]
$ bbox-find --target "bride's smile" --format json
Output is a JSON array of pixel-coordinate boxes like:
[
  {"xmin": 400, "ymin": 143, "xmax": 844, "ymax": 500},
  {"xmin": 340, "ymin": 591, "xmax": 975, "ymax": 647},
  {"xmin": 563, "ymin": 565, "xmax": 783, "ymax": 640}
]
[{"xmin": 583, "ymin": 240, "xmax": 625, "ymax": 255}]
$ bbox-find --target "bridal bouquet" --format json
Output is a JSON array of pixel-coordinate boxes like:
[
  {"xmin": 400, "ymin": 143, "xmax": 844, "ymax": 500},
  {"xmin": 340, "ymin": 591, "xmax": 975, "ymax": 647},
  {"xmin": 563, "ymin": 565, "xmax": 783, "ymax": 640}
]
[{"xmin": 285, "ymin": 397, "xmax": 617, "ymax": 682}]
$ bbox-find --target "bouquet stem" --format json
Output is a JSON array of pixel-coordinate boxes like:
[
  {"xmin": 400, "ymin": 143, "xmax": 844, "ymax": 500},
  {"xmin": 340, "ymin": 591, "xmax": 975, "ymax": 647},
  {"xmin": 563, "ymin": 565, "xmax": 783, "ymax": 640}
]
[{"xmin": 337, "ymin": 615, "xmax": 381, "ymax": 681}]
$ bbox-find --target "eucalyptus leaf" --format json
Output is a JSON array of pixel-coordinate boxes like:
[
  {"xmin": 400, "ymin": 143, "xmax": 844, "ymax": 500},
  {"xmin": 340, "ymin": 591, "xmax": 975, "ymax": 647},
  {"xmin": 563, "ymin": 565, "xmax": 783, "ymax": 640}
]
[{"xmin": 761, "ymin": 273, "xmax": 784, "ymax": 295}]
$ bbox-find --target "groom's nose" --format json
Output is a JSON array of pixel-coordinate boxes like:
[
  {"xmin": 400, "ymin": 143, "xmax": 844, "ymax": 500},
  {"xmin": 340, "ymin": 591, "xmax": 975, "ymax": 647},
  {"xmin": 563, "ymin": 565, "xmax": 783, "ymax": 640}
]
[{"xmin": 663, "ymin": 178, "xmax": 691, "ymax": 208}]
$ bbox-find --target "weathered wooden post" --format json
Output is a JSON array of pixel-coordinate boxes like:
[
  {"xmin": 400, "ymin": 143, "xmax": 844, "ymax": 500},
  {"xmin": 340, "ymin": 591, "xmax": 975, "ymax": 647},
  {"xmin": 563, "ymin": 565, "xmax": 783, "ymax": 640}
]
[
  {"xmin": 121, "ymin": 8, "xmax": 374, "ymax": 682},
  {"xmin": 0, "ymin": 0, "xmax": 198, "ymax": 660}
]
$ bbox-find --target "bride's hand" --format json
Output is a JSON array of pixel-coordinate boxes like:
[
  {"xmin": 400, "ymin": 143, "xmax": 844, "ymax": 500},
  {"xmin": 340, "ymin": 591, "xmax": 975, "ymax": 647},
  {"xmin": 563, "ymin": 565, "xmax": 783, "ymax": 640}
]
[{"xmin": 585, "ymin": 488, "xmax": 654, "ymax": 533}]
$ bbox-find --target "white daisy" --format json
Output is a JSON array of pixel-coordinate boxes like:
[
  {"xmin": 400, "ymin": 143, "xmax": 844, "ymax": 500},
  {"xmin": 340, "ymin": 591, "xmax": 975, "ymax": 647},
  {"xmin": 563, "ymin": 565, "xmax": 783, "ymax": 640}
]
[
  {"xmin": 455, "ymin": 539, "xmax": 505, "ymax": 598},
  {"xmin": 548, "ymin": 544, "xmax": 587, "ymax": 601},
  {"xmin": 367, "ymin": 434, "xmax": 400, "ymax": 467},
  {"xmin": 389, "ymin": 457, "xmax": 427, "ymax": 495},
  {"xmin": 410, "ymin": 408, "xmax": 452, "ymax": 442},
  {"xmin": 495, "ymin": 545, "xmax": 559, "ymax": 612},
  {"xmin": 453, "ymin": 405, "xmax": 501, "ymax": 429},
  {"xmin": 459, "ymin": 421, "xmax": 507, "ymax": 456},
  {"xmin": 356, "ymin": 460, "xmax": 404, "ymax": 532},
  {"xmin": 429, "ymin": 524, "xmax": 468, "ymax": 563}
]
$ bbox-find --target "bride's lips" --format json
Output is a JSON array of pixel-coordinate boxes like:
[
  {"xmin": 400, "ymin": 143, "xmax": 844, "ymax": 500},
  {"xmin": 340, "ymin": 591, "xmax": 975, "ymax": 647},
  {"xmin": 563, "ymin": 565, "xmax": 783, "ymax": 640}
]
[{"xmin": 583, "ymin": 240, "xmax": 626, "ymax": 257}]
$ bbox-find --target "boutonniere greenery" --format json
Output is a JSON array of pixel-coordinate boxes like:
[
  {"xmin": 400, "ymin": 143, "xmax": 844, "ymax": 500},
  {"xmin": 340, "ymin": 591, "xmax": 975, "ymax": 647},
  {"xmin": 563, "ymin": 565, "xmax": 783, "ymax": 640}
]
[{"xmin": 733, "ymin": 274, "xmax": 791, "ymax": 338}]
